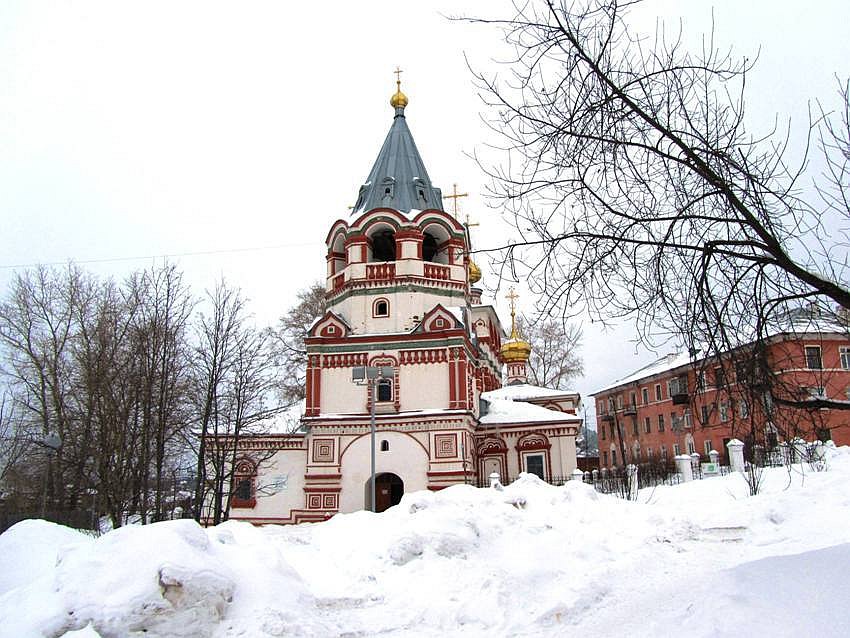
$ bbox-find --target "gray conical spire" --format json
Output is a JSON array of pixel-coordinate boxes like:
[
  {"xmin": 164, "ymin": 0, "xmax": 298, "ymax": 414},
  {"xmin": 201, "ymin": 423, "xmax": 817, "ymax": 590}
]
[{"xmin": 352, "ymin": 92, "xmax": 444, "ymax": 216}]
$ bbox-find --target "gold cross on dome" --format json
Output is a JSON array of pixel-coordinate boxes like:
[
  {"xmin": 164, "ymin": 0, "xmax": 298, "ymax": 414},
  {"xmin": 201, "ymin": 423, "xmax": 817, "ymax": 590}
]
[
  {"xmin": 506, "ymin": 287, "xmax": 519, "ymax": 314},
  {"xmin": 445, "ymin": 183, "xmax": 468, "ymax": 218},
  {"xmin": 394, "ymin": 66, "xmax": 403, "ymax": 84}
]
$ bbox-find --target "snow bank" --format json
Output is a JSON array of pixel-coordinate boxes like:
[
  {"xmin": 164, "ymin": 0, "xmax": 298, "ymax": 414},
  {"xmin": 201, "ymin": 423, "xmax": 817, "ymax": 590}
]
[{"xmin": 2, "ymin": 449, "xmax": 850, "ymax": 637}]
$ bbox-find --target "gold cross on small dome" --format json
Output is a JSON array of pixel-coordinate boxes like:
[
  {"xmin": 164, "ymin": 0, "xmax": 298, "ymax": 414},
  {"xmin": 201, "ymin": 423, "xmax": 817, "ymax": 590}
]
[
  {"xmin": 445, "ymin": 183, "xmax": 468, "ymax": 218},
  {"xmin": 506, "ymin": 287, "xmax": 519, "ymax": 315}
]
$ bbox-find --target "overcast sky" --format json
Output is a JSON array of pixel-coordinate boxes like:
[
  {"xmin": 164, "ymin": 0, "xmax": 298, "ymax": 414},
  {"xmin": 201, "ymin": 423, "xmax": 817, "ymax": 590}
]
[{"xmin": 2, "ymin": 1, "xmax": 849, "ymax": 421}]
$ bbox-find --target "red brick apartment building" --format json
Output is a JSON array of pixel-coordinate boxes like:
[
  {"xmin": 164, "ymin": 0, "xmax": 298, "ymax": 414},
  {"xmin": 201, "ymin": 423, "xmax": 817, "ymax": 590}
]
[{"xmin": 591, "ymin": 326, "xmax": 850, "ymax": 469}]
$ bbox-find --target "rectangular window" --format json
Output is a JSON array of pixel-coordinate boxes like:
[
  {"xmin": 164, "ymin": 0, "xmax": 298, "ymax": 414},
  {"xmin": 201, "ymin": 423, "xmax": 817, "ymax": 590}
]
[
  {"xmin": 719, "ymin": 401, "xmax": 729, "ymax": 423},
  {"xmin": 657, "ymin": 414, "xmax": 665, "ymax": 432},
  {"xmin": 687, "ymin": 439, "xmax": 695, "ymax": 455},
  {"xmin": 805, "ymin": 346, "xmax": 823, "ymax": 370},
  {"xmin": 632, "ymin": 420, "xmax": 639, "ymax": 435},
  {"xmin": 610, "ymin": 423, "xmax": 616, "ymax": 439},
  {"xmin": 644, "ymin": 416, "xmax": 651, "ymax": 434},
  {"xmin": 600, "ymin": 425, "xmax": 606, "ymax": 441},
  {"xmin": 642, "ymin": 388, "xmax": 649, "ymax": 405},
  {"xmin": 696, "ymin": 371, "xmax": 706, "ymax": 392},
  {"xmin": 525, "ymin": 454, "xmax": 545, "ymax": 480},
  {"xmin": 739, "ymin": 400, "xmax": 749, "ymax": 418},
  {"xmin": 655, "ymin": 384, "xmax": 662, "ymax": 401},
  {"xmin": 841, "ymin": 347, "xmax": 850, "ymax": 370},
  {"xmin": 673, "ymin": 443, "xmax": 681, "ymax": 456},
  {"xmin": 714, "ymin": 366, "xmax": 726, "ymax": 388},
  {"xmin": 660, "ymin": 445, "xmax": 667, "ymax": 460},
  {"xmin": 647, "ymin": 447, "xmax": 653, "ymax": 461},
  {"xmin": 670, "ymin": 411, "xmax": 678, "ymax": 430},
  {"xmin": 701, "ymin": 404, "xmax": 709, "ymax": 424},
  {"xmin": 684, "ymin": 411, "xmax": 693, "ymax": 428},
  {"xmin": 617, "ymin": 395, "xmax": 623, "ymax": 409},
  {"xmin": 612, "ymin": 449, "xmax": 618, "ymax": 465},
  {"xmin": 377, "ymin": 378, "xmax": 393, "ymax": 402},
  {"xmin": 704, "ymin": 440, "xmax": 712, "ymax": 456},
  {"xmin": 602, "ymin": 451, "xmax": 609, "ymax": 466}
]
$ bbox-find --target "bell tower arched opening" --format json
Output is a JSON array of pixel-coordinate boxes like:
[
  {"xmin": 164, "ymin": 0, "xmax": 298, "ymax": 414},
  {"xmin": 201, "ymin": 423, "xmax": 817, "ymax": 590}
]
[{"xmin": 370, "ymin": 228, "xmax": 396, "ymax": 262}]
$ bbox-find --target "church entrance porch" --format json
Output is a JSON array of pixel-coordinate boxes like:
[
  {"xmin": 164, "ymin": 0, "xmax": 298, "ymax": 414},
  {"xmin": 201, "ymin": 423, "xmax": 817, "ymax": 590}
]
[{"xmin": 366, "ymin": 473, "xmax": 404, "ymax": 512}]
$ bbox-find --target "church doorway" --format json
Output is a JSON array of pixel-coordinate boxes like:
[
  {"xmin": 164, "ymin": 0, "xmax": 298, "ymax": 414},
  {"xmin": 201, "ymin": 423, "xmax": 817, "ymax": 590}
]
[{"xmin": 366, "ymin": 473, "xmax": 404, "ymax": 512}]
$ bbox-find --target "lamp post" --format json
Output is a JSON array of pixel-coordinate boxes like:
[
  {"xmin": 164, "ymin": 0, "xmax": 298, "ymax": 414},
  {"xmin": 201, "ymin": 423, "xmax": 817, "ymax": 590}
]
[
  {"xmin": 41, "ymin": 432, "xmax": 62, "ymax": 519},
  {"xmin": 351, "ymin": 365, "xmax": 394, "ymax": 513}
]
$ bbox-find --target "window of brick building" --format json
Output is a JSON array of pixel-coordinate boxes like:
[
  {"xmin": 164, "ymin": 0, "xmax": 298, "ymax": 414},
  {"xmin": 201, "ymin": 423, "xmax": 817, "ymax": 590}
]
[
  {"xmin": 657, "ymin": 414, "xmax": 665, "ymax": 432},
  {"xmin": 655, "ymin": 384, "xmax": 662, "ymax": 401},
  {"xmin": 805, "ymin": 345, "xmax": 823, "ymax": 370},
  {"xmin": 644, "ymin": 416, "xmax": 651, "ymax": 434},
  {"xmin": 841, "ymin": 347, "xmax": 850, "ymax": 370},
  {"xmin": 642, "ymin": 387, "xmax": 649, "ymax": 404}
]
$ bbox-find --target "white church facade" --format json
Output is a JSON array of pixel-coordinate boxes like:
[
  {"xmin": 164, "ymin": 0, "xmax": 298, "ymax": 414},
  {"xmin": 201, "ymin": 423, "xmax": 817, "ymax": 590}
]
[{"xmin": 223, "ymin": 80, "xmax": 582, "ymax": 525}]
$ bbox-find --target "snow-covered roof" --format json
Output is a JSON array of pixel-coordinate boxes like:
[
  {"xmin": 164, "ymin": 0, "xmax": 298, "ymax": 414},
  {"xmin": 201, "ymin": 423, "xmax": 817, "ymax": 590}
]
[
  {"xmin": 479, "ymin": 397, "xmax": 578, "ymax": 425},
  {"xmin": 592, "ymin": 317, "xmax": 850, "ymax": 396},
  {"xmin": 592, "ymin": 352, "xmax": 693, "ymax": 396},
  {"xmin": 483, "ymin": 383, "xmax": 578, "ymax": 402}
]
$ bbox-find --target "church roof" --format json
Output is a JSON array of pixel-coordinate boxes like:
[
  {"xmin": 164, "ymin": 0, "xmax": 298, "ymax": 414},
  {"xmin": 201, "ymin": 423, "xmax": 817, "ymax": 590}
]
[{"xmin": 352, "ymin": 90, "xmax": 444, "ymax": 215}]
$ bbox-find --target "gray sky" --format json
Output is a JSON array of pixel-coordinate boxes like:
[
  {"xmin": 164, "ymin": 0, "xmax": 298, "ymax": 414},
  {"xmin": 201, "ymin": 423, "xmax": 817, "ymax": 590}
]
[{"xmin": 2, "ymin": 1, "xmax": 848, "ymax": 421}]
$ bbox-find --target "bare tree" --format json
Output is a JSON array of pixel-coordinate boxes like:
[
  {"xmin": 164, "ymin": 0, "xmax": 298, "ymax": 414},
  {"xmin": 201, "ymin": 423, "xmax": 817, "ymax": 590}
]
[
  {"xmin": 518, "ymin": 315, "xmax": 583, "ymax": 389},
  {"xmin": 191, "ymin": 280, "xmax": 283, "ymax": 525},
  {"xmin": 468, "ymin": 1, "xmax": 850, "ymax": 423},
  {"xmin": 270, "ymin": 282, "xmax": 326, "ymax": 404}
]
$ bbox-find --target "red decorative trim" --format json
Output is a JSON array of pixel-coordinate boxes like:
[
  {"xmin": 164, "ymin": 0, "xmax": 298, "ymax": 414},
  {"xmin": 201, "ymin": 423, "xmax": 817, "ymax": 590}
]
[
  {"xmin": 399, "ymin": 348, "xmax": 448, "ymax": 365},
  {"xmin": 424, "ymin": 263, "xmax": 451, "ymax": 280},
  {"xmin": 303, "ymin": 487, "xmax": 343, "ymax": 494},
  {"xmin": 366, "ymin": 263, "xmax": 396, "ymax": 280},
  {"xmin": 322, "ymin": 353, "xmax": 368, "ymax": 369},
  {"xmin": 435, "ymin": 433, "xmax": 458, "ymax": 458},
  {"xmin": 426, "ymin": 470, "xmax": 471, "ymax": 477},
  {"xmin": 311, "ymin": 438, "xmax": 335, "ymax": 463},
  {"xmin": 304, "ymin": 473, "xmax": 342, "ymax": 480}
]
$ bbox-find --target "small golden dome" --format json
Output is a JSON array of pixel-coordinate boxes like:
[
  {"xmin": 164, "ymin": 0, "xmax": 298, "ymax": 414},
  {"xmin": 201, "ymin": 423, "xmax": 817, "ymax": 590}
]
[
  {"xmin": 390, "ymin": 84, "xmax": 408, "ymax": 109},
  {"xmin": 500, "ymin": 286, "xmax": 531, "ymax": 362},
  {"xmin": 501, "ymin": 336, "xmax": 532, "ymax": 363},
  {"xmin": 468, "ymin": 259, "xmax": 482, "ymax": 284}
]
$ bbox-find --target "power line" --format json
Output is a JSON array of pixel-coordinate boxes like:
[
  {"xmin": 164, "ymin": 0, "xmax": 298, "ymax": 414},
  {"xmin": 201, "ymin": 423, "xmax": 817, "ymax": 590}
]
[{"xmin": 0, "ymin": 241, "xmax": 323, "ymax": 271}]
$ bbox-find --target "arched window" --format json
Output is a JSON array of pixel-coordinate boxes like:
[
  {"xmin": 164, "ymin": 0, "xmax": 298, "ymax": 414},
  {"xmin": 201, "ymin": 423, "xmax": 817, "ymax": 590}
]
[
  {"xmin": 371, "ymin": 229, "xmax": 396, "ymax": 261},
  {"xmin": 423, "ymin": 233, "xmax": 438, "ymax": 262},
  {"xmin": 373, "ymin": 298, "xmax": 389, "ymax": 318},
  {"xmin": 231, "ymin": 459, "xmax": 257, "ymax": 509},
  {"xmin": 380, "ymin": 440, "xmax": 390, "ymax": 452}
]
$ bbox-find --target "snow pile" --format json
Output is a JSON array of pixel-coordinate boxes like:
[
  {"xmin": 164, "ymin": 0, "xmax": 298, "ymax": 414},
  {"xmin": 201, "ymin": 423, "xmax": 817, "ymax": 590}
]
[{"xmin": 2, "ymin": 448, "xmax": 850, "ymax": 637}]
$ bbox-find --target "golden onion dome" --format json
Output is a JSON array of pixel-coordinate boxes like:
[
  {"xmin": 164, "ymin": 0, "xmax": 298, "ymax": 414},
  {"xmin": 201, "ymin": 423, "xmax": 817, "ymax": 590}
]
[
  {"xmin": 501, "ymin": 336, "xmax": 532, "ymax": 362},
  {"xmin": 390, "ymin": 87, "xmax": 408, "ymax": 109},
  {"xmin": 468, "ymin": 259, "xmax": 482, "ymax": 284}
]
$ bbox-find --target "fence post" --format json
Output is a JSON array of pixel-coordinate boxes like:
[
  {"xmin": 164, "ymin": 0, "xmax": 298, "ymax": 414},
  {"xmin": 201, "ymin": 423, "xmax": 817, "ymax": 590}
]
[
  {"xmin": 591, "ymin": 469, "xmax": 599, "ymax": 483},
  {"xmin": 626, "ymin": 464, "xmax": 639, "ymax": 499},
  {"xmin": 488, "ymin": 472, "xmax": 502, "ymax": 489},
  {"xmin": 727, "ymin": 439, "xmax": 745, "ymax": 472},
  {"xmin": 690, "ymin": 452, "xmax": 701, "ymax": 477},
  {"xmin": 675, "ymin": 455, "xmax": 694, "ymax": 482},
  {"xmin": 572, "ymin": 468, "xmax": 585, "ymax": 482},
  {"xmin": 708, "ymin": 449, "xmax": 719, "ymax": 464}
]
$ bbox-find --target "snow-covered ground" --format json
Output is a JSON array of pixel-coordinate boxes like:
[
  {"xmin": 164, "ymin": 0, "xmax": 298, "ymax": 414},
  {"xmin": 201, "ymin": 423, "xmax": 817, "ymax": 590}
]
[{"xmin": 2, "ymin": 448, "xmax": 850, "ymax": 638}]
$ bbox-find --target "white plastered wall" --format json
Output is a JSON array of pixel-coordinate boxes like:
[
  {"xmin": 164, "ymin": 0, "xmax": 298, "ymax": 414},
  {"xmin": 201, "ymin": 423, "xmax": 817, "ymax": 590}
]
[
  {"xmin": 330, "ymin": 290, "xmax": 464, "ymax": 334},
  {"xmin": 235, "ymin": 447, "xmax": 306, "ymax": 522},
  {"xmin": 337, "ymin": 430, "xmax": 430, "ymax": 513}
]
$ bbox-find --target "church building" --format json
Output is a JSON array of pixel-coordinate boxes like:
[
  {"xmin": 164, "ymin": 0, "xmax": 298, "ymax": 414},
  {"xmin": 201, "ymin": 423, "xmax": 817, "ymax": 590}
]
[{"xmin": 225, "ymin": 78, "xmax": 583, "ymax": 525}]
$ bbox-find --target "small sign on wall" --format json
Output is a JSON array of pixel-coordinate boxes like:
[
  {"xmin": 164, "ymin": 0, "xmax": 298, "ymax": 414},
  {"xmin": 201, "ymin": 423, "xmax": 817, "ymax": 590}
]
[{"xmin": 265, "ymin": 474, "xmax": 289, "ymax": 493}]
